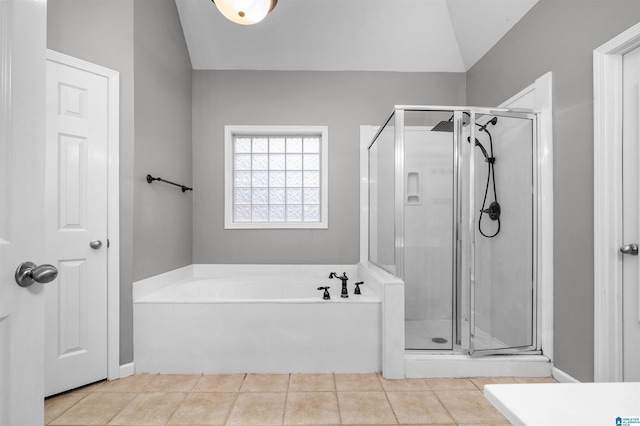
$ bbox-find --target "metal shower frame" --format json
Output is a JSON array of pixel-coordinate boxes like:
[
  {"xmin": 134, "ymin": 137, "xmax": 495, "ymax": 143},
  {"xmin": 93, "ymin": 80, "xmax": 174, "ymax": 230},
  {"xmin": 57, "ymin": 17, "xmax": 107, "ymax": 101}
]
[{"xmin": 368, "ymin": 105, "xmax": 541, "ymax": 356}]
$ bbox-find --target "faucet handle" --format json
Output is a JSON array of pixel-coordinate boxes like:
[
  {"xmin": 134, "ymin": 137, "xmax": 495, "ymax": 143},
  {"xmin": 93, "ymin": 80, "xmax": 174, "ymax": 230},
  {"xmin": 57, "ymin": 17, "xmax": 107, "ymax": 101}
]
[
  {"xmin": 354, "ymin": 281, "xmax": 364, "ymax": 295},
  {"xmin": 317, "ymin": 286, "xmax": 331, "ymax": 300}
]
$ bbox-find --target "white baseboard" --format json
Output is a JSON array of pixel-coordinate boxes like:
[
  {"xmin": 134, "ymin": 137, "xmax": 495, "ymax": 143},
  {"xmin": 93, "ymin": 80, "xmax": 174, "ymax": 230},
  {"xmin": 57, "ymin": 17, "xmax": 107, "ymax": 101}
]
[
  {"xmin": 119, "ymin": 362, "xmax": 135, "ymax": 379},
  {"xmin": 552, "ymin": 367, "xmax": 580, "ymax": 383}
]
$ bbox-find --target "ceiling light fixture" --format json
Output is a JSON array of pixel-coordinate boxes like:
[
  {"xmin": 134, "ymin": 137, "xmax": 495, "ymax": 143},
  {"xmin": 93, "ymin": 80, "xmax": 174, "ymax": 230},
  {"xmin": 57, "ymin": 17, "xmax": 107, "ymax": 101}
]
[{"xmin": 211, "ymin": 0, "xmax": 277, "ymax": 25}]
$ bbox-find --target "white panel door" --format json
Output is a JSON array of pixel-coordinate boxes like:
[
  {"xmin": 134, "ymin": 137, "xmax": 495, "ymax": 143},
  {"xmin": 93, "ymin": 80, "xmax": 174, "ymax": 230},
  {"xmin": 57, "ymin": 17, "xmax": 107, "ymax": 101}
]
[
  {"xmin": 45, "ymin": 57, "xmax": 109, "ymax": 396},
  {"xmin": 0, "ymin": 1, "xmax": 47, "ymax": 424},
  {"xmin": 622, "ymin": 45, "xmax": 640, "ymax": 382}
]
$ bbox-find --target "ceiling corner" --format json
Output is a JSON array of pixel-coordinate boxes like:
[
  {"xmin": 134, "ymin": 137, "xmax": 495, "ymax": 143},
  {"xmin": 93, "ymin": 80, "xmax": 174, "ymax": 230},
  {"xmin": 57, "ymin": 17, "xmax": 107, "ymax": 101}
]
[{"xmin": 446, "ymin": 0, "xmax": 539, "ymax": 71}]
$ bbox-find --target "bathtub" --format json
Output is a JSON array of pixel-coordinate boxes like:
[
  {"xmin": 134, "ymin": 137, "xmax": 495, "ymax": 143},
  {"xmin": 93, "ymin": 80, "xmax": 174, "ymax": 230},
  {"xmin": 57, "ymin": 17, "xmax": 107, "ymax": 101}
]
[{"xmin": 133, "ymin": 264, "xmax": 382, "ymax": 374}]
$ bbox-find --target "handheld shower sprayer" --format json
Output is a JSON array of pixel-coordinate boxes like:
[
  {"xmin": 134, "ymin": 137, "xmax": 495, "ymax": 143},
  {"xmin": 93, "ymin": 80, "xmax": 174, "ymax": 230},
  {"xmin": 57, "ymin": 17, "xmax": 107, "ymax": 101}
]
[
  {"xmin": 431, "ymin": 114, "xmax": 501, "ymax": 238},
  {"xmin": 474, "ymin": 117, "xmax": 500, "ymax": 238},
  {"xmin": 468, "ymin": 137, "xmax": 489, "ymax": 161}
]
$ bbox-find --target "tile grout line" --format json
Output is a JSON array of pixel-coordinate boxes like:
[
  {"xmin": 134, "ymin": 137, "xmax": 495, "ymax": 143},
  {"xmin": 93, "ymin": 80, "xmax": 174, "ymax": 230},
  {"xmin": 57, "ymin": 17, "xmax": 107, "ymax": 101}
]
[
  {"xmin": 281, "ymin": 373, "xmax": 290, "ymax": 425},
  {"xmin": 53, "ymin": 380, "xmax": 127, "ymax": 426},
  {"xmin": 470, "ymin": 377, "xmax": 482, "ymax": 391},
  {"xmin": 161, "ymin": 374, "xmax": 203, "ymax": 426},
  {"xmin": 45, "ymin": 391, "xmax": 91, "ymax": 425},
  {"xmin": 432, "ymin": 378, "xmax": 514, "ymax": 425},
  {"xmin": 187, "ymin": 373, "xmax": 204, "ymax": 392},
  {"xmin": 377, "ymin": 372, "xmax": 400, "ymax": 425},
  {"xmin": 223, "ymin": 374, "xmax": 246, "ymax": 426},
  {"xmin": 430, "ymin": 381, "xmax": 468, "ymax": 425},
  {"xmin": 332, "ymin": 372, "xmax": 343, "ymax": 425},
  {"xmin": 104, "ymin": 391, "xmax": 140, "ymax": 426},
  {"xmin": 161, "ymin": 391, "xmax": 188, "ymax": 426}
]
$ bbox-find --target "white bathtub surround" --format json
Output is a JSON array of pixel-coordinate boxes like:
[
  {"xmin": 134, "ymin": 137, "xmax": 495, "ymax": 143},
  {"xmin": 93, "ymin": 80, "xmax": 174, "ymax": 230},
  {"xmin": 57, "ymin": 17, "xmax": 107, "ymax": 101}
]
[
  {"xmin": 133, "ymin": 264, "xmax": 195, "ymax": 300},
  {"xmin": 358, "ymin": 262, "xmax": 405, "ymax": 379},
  {"xmin": 134, "ymin": 264, "xmax": 381, "ymax": 374},
  {"xmin": 134, "ymin": 263, "xmax": 553, "ymax": 378}
]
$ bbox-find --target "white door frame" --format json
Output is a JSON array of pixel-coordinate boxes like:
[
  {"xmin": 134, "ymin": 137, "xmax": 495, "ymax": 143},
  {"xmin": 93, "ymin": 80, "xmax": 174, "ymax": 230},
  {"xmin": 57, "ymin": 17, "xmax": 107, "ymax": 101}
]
[
  {"xmin": 46, "ymin": 50, "xmax": 121, "ymax": 381},
  {"xmin": 1, "ymin": 1, "xmax": 47, "ymax": 422},
  {"xmin": 593, "ymin": 22, "xmax": 640, "ymax": 382}
]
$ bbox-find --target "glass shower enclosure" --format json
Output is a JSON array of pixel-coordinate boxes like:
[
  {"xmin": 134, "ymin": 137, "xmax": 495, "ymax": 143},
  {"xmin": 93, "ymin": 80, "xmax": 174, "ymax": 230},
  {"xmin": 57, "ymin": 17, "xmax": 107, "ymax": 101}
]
[{"xmin": 368, "ymin": 106, "xmax": 539, "ymax": 356}]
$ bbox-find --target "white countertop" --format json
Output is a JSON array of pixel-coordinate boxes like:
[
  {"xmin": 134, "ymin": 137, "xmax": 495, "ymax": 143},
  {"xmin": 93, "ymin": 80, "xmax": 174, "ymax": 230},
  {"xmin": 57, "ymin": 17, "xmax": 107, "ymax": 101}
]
[{"xmin": 484, "ymin": 382, "xmax": 640, "ymax": 426}]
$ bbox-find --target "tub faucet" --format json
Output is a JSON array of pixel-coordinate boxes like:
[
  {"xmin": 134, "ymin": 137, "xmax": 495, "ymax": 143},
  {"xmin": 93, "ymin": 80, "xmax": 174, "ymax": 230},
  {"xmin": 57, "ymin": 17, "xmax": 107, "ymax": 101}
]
[
  {"xmin": 317, "ymin": 286, "xmax": 330, "ymax": 300},
  {"xmin": 329, "ymin": 272, "xmax": 349, "ymax": 298}
]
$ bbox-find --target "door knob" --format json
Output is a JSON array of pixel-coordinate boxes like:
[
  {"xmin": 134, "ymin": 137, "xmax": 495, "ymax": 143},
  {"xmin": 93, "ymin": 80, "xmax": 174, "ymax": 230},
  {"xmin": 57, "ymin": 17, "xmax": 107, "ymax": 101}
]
[
  {"xmin": 15, "ymin": 261, "xmax": 58, "ymax": 287},
  {"xmin": 619, "ymin": 243, "xmax": 638, "ymax": 255},
  {"xmin": 89, "ymin": 239, "xmax": 102, "ymax": 249}
]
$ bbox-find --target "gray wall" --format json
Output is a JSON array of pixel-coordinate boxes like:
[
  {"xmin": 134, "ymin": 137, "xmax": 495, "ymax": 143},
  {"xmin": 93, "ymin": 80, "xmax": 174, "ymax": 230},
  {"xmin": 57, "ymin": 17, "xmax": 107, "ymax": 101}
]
[
  {"xmin": 47, "ymin": 0, "xmax": 192, "ymax": 364},
  {"xmin": 192, "ymin": 71, "xmax": 465, "ymax": 264},
  {"xmin": 466, "ymin": 0, "xmax": 640, "ymax": 382},
  {"xmin": 48, "ymin": 0, "xmax": 636, "ymax": 378},
  {"xmin": 133, "ymin": 0, "xmax": 193, "ymax": 281}
]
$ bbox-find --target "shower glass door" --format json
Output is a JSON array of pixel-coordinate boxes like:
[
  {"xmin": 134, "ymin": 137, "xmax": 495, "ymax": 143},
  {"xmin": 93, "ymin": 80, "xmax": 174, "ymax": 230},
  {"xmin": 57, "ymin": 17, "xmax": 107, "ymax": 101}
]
[
  {"xmin": 403, "ymin": 110, "xmax": 455, "ymax": 350},
  {"xmin": 369, "ymin": 113, "xmax": 396, "ymax": 275},
  {"xmin": 468, "ymin": 110, "xmax": 537, "ymax": 356},
  {"xmin": 368, "ymin": 106, "xmax": 540, "ymax": 355}
]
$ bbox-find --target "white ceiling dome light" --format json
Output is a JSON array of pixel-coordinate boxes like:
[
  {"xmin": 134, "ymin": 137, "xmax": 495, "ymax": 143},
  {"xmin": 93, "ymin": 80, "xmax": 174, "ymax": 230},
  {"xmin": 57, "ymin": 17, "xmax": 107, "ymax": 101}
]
[{"xmin": 212, "ymin": 0, "xmax": 277, "ymax": 25}]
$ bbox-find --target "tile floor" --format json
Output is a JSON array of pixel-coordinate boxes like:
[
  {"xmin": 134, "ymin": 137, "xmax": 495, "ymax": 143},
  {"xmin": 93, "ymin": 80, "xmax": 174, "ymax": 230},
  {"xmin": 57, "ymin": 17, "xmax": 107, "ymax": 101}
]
[{"xmin": 45, "ymin": 373, "xmax": 557, "ymax": 425}]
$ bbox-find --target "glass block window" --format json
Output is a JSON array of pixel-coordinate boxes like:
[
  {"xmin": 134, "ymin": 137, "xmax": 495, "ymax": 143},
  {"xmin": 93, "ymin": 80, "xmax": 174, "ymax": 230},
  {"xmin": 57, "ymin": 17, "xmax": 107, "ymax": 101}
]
[{"xmin": 224, "ymin": 126, "xmax": 328, "ymax": 229}]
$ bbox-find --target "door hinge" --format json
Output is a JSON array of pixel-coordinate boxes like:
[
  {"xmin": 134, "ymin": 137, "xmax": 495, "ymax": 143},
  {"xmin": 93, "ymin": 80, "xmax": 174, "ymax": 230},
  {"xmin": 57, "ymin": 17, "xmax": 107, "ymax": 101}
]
[{"xmin": 107, "ymin": 239, "xmax": 110, "ymax": 248}]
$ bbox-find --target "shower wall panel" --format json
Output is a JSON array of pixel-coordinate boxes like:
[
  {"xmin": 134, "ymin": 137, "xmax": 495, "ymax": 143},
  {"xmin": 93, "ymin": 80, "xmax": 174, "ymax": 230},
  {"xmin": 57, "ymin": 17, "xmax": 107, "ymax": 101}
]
[
  {"xmin": 404, "ymin": 130, "xmax": 453, "ymax": 319},
  {"xmin": 404, "ymin": 127, "xmax": 453, "ymax": 349}
]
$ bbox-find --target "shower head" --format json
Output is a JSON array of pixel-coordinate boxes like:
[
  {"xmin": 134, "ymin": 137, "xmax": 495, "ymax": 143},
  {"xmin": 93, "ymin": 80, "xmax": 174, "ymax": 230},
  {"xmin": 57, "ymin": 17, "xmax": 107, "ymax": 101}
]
[
  {"xmin": 431, "ymin": 120, "xmax": 454, "ymax": 132},
  {"xmin": 479, "ymin": 117, "xmax": 498, "ymax": 132},
  {"xmin": 432, "ymin": 115, "xmax": 498, "ymax": 133}
]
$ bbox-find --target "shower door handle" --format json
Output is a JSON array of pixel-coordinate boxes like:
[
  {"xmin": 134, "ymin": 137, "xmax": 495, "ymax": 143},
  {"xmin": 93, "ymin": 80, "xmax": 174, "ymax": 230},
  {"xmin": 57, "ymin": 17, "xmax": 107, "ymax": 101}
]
[{"xmin": 620, "ymin": 243, "xmax": 638, "ymax": 255}]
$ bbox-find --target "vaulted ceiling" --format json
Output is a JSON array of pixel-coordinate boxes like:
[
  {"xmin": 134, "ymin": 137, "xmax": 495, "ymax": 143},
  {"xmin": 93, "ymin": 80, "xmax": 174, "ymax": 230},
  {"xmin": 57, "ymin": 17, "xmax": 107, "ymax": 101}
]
[{"xmin": 176, "ymin": 0, "xmax": 538, "ymax": 72}]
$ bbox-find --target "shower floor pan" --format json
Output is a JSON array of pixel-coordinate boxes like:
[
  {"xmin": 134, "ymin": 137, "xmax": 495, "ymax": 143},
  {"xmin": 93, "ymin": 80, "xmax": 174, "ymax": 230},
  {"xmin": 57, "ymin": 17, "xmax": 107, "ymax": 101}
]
[{"xmin": 405, "ymin": 319, "xmax": 452, "ymax": 350}]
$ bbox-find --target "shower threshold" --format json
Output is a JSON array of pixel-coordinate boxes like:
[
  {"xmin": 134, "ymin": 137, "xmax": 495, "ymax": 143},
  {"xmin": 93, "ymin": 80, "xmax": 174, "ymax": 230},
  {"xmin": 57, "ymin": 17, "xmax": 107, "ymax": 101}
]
[{"xmin": 404, "ymin": 353, "xmax": 552, "ymax": 378}]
